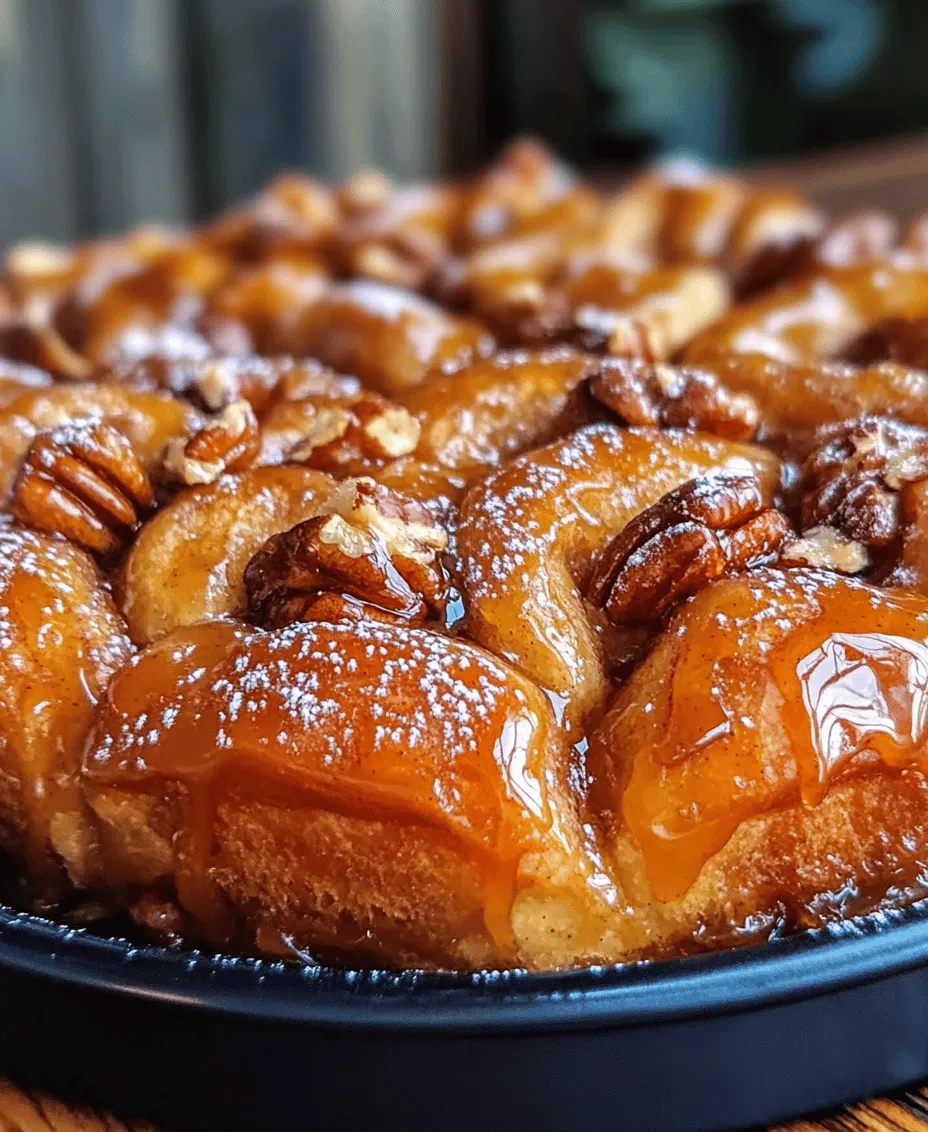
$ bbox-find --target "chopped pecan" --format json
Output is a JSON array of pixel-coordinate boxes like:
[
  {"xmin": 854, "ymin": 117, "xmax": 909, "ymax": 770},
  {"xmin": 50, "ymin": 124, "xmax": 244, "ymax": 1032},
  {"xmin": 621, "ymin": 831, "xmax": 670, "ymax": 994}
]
[
  {"xmin": 110, "ymin": 354, "xmax": 359, "ymax": 414},
  {"xmin": 12, "ymin": 418, "xmax": 154, "ymax": 555},
  {"xmin": 587, "ymin": 475, "xmax": 790, "ymax": 625},
  {"xmin": 261, "ymin": 589, "xmax": 412, "ymax": 629},
  {"xmin": 162, "ymin": 400, "xmax": 260, "ymax": 485},
  {"xmin": 279, "ymin": 392, "xmax": 421, "ymax": 469},
  {"xmin": 799, "ymin": 417, "xmax": 928, "ymax": 547},
  {"xmin": 778, "ymin": 525, "xmax": 870, "ymax": 575},
  {"xmin": 244, "ymin": 477, "xmax": 448, "ymax": 626},
  {"xmin": 345, "ymin": 233, "xmax": 445, "ymax": 291},
  {"xmin": 589, "ymin": 359, "xmax": 760, "ymax": 441}
]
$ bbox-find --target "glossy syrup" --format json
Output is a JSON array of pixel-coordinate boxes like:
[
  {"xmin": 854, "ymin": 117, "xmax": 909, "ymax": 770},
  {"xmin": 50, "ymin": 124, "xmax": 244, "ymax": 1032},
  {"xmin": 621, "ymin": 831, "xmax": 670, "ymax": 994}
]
[{"xmin": 615, "ymin": 569, "xmax": 928, "ymax": 902}]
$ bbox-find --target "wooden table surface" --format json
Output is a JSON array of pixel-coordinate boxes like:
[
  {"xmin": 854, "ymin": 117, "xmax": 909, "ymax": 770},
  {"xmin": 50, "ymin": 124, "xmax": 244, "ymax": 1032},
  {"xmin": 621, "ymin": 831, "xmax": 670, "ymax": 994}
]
[{"xmin": 2, "ymin": 1077, "xmax": 928, "ymax": 1132}]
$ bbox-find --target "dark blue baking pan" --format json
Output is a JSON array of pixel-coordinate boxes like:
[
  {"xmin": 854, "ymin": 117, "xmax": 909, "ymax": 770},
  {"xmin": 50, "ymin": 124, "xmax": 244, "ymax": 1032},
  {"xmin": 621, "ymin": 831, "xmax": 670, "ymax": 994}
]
[{"xmin": 2, "ymin": 902, "xmax": 928, "ymax": 1132}]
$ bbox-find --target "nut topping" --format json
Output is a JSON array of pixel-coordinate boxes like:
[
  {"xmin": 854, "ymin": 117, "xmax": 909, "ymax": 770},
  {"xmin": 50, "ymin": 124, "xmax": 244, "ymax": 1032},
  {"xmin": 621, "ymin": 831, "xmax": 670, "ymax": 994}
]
[
  {"xmin": 12, "ymin": 418, "xmax": 154, "ymax": 555},
  {"xmin": 162, "ymin": 400, "xmax": 260, "ymax": 485},
  {"xmin": 587, "ymin": 475, "xmax": 790, "ymax": 625},
  {"xmin": 589, "ymin": 359, "xmax": 760, "ymax": 441},
  {"xmin": 778, "ymin": 525, "xmax": 870, "ymax": 575},
  {"xmin": 244, "ymin": 477, "xmax": 448, "ymax": 627},
  {"xmin": 799, "ymin": 416, "xmax": 928, "ymax": 547},
  {"xmin": 270, "ymin": 392, "xmax": 421, "ymax": 470}
]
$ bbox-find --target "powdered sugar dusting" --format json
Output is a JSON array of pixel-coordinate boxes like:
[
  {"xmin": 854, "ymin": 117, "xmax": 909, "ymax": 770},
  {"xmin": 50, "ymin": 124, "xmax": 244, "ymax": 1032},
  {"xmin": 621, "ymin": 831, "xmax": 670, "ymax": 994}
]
[{"xmin": 87, "ymin": 618, "xmax": 555, "ymax": 852}]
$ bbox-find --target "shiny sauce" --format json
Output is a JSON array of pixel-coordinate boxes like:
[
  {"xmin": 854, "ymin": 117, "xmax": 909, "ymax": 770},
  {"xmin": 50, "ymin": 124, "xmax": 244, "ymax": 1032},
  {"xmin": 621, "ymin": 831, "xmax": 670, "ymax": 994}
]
[
  {"xmin": 83, "ymin": 617, "xmax": 559, "ymax": 953},
  {"xmin": 610, "ymin": 569, "xmax": 928, "ymax": 901}
]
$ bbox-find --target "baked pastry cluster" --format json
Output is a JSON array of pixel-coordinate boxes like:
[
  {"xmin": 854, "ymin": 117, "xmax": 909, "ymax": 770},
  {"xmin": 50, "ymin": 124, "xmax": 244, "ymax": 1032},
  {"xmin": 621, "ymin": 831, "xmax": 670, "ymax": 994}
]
[{"xmin": 3, "ymin": 138, "xmax": 928, "ymax": 969}]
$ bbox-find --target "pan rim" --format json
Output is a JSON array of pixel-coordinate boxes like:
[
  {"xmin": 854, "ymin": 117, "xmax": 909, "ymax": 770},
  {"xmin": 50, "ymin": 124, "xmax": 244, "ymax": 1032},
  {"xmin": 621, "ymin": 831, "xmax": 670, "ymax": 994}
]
[{"xmin": 2, "ymin": 901, "xmax": 928, "ymax": 1033}]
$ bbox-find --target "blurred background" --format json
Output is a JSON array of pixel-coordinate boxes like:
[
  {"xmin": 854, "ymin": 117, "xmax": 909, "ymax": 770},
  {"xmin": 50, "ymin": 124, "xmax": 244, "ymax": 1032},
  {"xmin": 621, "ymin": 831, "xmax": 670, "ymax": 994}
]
[{"xmin": 1, "ymin": 0, "xmax": 927, "ymax": 245}]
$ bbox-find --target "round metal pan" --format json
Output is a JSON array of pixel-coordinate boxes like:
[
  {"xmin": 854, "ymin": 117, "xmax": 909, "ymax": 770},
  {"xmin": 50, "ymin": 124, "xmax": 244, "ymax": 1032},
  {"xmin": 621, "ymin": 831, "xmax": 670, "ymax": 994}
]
[{"xmin": 2, "ymin": 904, "xmax": 928, "ymax": 1131}]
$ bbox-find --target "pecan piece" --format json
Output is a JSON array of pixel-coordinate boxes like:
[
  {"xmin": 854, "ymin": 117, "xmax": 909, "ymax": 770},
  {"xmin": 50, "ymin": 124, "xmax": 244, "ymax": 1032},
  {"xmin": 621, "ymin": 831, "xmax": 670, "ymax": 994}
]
[
  {"xmin": 589, "ymin": 359, "xmax": 759, "ymax": 441},
  {"xmin": 778, "ymin": 525, "xmax": 870, "ymax": 575},
  {"xmin": 799, "ymin": 416, "xmax": 928, "ymax": 547},
  {"xmin": 282, "ymin": 392, "xmax": 421, "ymax": 469},
  {"xmin": 587, "ymin": 475, "xmax": 790, "ymax": 625},
  {"xmin": 162, "ymin": 400, "xmax": 260, "ymax": 485},
  {"xmin": 244, "ymin": 477, "xmax": 448, "ymax": 627},
  {"xmin": 12, "ymin": 418, "xmax": 154, "ymax": 555},
  {"xmin": 111, "ymin": 354, "xmax": 359, "ymax": 414}
]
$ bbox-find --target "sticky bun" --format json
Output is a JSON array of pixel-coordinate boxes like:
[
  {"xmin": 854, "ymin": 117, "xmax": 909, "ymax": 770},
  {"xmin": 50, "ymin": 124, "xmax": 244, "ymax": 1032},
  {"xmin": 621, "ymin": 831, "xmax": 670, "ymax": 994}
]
[{"xmin": 3, "ymin": 140, "xmax": 928, "ymax": 970}]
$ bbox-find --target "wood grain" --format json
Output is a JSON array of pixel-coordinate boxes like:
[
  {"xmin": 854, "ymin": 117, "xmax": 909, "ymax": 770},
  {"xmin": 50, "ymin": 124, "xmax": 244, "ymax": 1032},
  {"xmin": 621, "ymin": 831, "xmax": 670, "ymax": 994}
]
[
  {"xmin": 3, "ymin": 1076, "xmax": 928, "ymax": 1131},
  {"xmin": 0, "ymin": 1079, "xmax": 156, "ymax": 1132}
]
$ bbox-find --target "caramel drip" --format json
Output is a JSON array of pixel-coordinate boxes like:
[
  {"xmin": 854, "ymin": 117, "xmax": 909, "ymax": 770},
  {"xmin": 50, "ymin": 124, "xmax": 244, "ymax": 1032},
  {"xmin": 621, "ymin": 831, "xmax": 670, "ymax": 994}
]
[
  {"xmin": 617, "ymin": 572, "xmax": 928, "ymax": 901},
  {"xmin": 85, "ymin": 618, "xmax": 560, "ymax": 954}
]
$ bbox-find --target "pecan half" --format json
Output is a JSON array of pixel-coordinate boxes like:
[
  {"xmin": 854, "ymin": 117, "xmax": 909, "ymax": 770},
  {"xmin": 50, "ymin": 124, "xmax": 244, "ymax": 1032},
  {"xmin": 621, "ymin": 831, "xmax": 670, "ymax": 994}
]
[
  {"xmin": 12, "ymin": 418, "xmax": 154, "ymax": 555},
  {"xmin": 162, "ymin": 400, "xmax": 260, "ymax": 485},
  {"xmin": 244, "ymin": 477, "xmax": 448, "ymax": 627},
  {"xmin": 589, "ymin": 359, "xmax": 760, "ymax": 441},
  {"xmin": 587, "ymin": 475, "xmax": 790, "ymax": 625},
  {"xmin": 799, "ymin": 416, "xmax": 928, "ymax": 547}
]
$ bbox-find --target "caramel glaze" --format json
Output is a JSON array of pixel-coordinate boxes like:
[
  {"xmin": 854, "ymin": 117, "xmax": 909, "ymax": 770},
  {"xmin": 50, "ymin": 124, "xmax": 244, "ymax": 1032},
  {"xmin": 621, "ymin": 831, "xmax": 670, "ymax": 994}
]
[
  {"xmin": 73, "ymin": 244, "xmax": 235, "ymax": 367},
  {"xmin": 0, "ymin": 526, "xmax": 132, "ymax": 899},
  {"xmin": 559, "ymin": 258, "xmax": 730, "ymax": 355},
  {"xmin": 683, "ymin": 262, "xmax": 928, "ymax": 367},
  {"xmin": 456, "ymin": 423, "xmax": 781, "ymax": 732},
  {"xmin": 588, "ymin": 569, "xmax": 928, "ymax": 952},
  {"xmin": 80, "ymin": 617, "xmax": 604, "ymax": 968},
  {"xmin": 286, "ymin": 280, "xmax": 495, "ymax": 393},
  {"xmin": 596, "ymin": 170, "xmax": 822, "ymax": 280},
  {"xmin": 207, "ymin": 250, "xmax": 329, "ymax": 353},
  {"xmin": 684, "ymin": 356, "xmax": 928, "ymax": 446},
  {"xmin": 399, "ymin": 348, "xmax": 598, "ymax": 477},
  {"xmin": 373, "ymin": 347, "xmax": 601, "ymax": 507},
  {"xmin": 0, "ymin": 363, "xmax": 52, "ymax": 408}
]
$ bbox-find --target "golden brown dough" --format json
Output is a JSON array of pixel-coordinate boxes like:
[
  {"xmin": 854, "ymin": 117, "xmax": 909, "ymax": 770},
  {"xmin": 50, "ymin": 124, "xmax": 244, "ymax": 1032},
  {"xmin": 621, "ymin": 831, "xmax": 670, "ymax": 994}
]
[
  {"xmin": 80, "ymin": 618, "xmax": 611, "ymax": 969},
  {"xmin": 400, "ymin": 347, "xmax": 597, "ymax": 475},
  {"xmin": 119, "ymin": 465, "xmax": 336, "ymax": 644},
  {"xmin": 287, "ymin": 280, "xmax": 494, "ymax": 392},
  {"xmin": 586, "ymin": 569, "xmax": 928, "ymax": 956},
  {"xmin": 0, "ymin": 139, "xmax": 927, "ymax": 974},
  {"xmin": 0, "ymin": 525, "xmax": 132, "ymax": 898},
  {"xmin": 456, "ymin": 423, "xmax": 780, "ymax": 728},
  {"xmin": 684, "ymin": 261, "xmax": 928, "ymax": 366}
]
